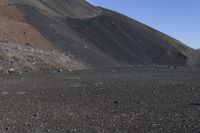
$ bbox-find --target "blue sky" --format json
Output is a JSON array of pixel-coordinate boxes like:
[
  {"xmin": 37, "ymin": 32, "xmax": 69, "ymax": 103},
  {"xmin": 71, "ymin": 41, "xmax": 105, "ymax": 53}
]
[{"xmin": 87, "ymin": 0, "xmax": 200, "ymax": 49}]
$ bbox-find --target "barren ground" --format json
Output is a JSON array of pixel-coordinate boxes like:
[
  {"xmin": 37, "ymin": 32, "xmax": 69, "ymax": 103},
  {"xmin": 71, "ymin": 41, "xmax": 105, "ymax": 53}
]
[{"xmin": 0, "ymin": 67, "xmax": 200, "ymax": 132}]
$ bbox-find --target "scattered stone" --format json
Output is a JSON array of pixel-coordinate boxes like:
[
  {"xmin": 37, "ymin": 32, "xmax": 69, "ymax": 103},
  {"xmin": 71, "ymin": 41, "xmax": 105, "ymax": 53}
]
[
  {"xmin": 114, "ymin": 100, "xmax": 119, "ymax": 104},
  {"xmin": 189, "ymin": 102, "xmax": 200, "ymax": 106},
  {"xmin": 24, "ymin": 69, "xmax": 29, "ymax": 73},
  {"xmin": 8, "ymin": 68, "xmax": 14, "ymax": 73},
  {"xmin": 70, "ymin": 129, "xmax": 77, "ymax": 132},
  {"xmin": 59, "ymin": 94, "xmax": 64, "ymax": 97},
  {"xmin": 25, "ymin": 42, "xmax": 30, "ymax": 45},
  {"xmin": 58, "ymin": 69, "xmax": 63, "ymax": 72},
  {"xmin": 33, "ymin": 113, "xmax": 38, "ymax": 117},
  {"xmin": 18, "ymin": 91, "xmax": 26, "ymax": 95},
  {"xmin": 67, "ymin": 69, "xmax": 73, "ymax": 72},
  {"xmin": 17, "ymin": 47, "xmax": 22, "ymax": 50},
  {"xmin": 2, "ymin": 91, "xmax": 10, "ymax": 95},
  {"xmin": 25, "ymin": 122, "xmax": 31, "ymax": 126}
]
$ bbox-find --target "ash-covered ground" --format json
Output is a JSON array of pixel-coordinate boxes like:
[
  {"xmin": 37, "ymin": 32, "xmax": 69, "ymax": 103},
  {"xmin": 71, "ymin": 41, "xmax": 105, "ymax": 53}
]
[{"xmin": 0, "ymin": 67, "xmax": 200, "ymax": 132}]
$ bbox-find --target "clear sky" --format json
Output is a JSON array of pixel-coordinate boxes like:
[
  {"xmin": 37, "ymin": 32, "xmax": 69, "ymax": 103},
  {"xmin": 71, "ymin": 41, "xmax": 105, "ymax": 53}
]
[{"xmin": 87, "ymin": 0, "xmax": 200, "ymax": 49}]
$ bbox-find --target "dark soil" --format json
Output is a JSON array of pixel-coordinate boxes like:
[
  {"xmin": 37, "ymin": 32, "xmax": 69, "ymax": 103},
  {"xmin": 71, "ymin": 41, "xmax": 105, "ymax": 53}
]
[{"xmin": 0, "ymin": 67, "xmax": 200, "ymax": 132}]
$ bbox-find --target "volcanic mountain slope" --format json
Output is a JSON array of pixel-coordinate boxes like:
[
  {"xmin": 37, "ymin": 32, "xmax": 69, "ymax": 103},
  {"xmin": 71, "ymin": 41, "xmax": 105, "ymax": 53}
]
[{"xmin": 0, "ymin": 0, "xmax": 199, "ymax": 72}]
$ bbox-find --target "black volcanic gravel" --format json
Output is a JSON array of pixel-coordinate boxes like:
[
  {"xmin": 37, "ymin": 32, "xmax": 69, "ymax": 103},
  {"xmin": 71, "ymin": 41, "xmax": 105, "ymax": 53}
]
[{"xmin": 0, "ymin": 67, "xmax": 200, "ymax": 132}]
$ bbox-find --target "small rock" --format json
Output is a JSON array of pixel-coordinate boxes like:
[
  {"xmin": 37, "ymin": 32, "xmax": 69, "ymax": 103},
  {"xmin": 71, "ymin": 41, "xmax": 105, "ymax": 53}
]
[
  {"xmin": 24, "ymin": 69, "xmax": 29, "ymax": 73},
  {"xmin": 25, "ymin": 42, "xmax": 30, "ymax": 45},
  {"xmin": 33, "ymin": 113, "xmax": 38, "ymax": 117},
  {"xmin": 114, "ymin": 101, "xmax": 119, "ymax": 104},
  {"xmin": 2, "ymin": 92, "xmax": 10, "ymax": 95},
  {"xmin": 25, "ymin": 122, "xmax": 31, "ymax": 126},
  {"xmin": 58, "ymin": 69, "xmax": 63, "ymax": 72},
  {"xmin": 68, "ymin": 69, "xmax": 73, "ymax": 72},
  {"xmin": 17, "ymin": 47, "xmax": 22, "ymax": 50},
  {"xmin": 8, "ymin": 68, "xmax": 14, "ymax": 73},
  {"xmin": 18, "ymin": 91, "xmax": 26, "ymax": 95},
  {"xmin": 70, "ymin": 129, "xmax": 77, "ymax": 132},
  {"xmin": 59, "ymin": 94, "xmax": 64, "ymax": 97}
]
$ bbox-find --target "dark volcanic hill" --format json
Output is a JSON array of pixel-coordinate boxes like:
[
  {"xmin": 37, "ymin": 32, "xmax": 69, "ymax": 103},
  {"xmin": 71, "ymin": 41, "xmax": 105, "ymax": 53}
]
[{"xmin": 0, "ymin": 0, "xmax": 199, "ymax": 72}]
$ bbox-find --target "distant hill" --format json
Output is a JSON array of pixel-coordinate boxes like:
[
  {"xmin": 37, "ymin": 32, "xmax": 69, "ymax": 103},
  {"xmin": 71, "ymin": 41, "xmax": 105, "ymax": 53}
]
[{"xmin": 0, "ymin": 0, "xmax": 199, "ymax": 72}]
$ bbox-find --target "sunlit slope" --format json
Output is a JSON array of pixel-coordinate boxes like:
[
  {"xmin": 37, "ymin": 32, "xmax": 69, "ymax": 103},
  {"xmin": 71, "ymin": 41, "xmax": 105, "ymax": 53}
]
[{"xmin": 0, "ymin": 0, "xmax": 199, "ymax": 72}]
